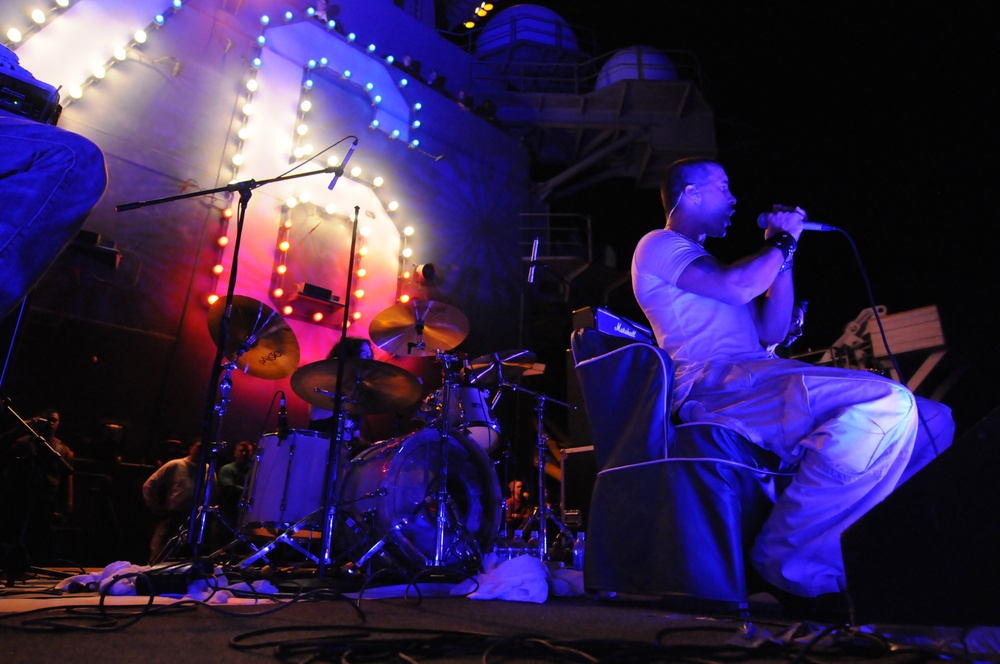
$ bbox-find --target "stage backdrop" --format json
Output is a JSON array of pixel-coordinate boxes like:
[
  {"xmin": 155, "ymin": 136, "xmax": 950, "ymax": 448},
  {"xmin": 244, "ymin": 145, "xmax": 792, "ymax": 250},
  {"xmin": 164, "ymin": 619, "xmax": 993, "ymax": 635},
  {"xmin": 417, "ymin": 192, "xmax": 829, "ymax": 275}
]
[{"xmin": 5, "ymin": 0, "xmax": 534, "ymax": 460}]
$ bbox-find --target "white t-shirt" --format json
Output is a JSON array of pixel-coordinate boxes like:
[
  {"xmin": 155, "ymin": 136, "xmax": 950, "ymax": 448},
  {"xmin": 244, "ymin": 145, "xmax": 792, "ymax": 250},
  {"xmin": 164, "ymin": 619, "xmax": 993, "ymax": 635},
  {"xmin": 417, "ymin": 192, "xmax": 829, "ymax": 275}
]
[{"xmin": 631, "ymin": 229, "xmax": 771, "ymax": 405}]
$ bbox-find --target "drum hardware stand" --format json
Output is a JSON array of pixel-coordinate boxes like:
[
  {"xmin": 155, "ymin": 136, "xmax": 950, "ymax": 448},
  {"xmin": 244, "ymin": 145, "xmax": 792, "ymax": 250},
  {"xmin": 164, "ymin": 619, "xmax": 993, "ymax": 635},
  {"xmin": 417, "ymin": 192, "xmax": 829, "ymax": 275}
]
[
  {"xmin": 233, "ymin": 513, "xmax": 322, "ymax": 569},
  {"xmin": 505, "ymin": 386, "xmax": 576, "ymax": 560},
  {"xmin": 116, "ymin": 161, "xmax": 344, "ymax": 561},
  {"xmin": 154, "ymin": 501, "xmax": 265, "ymax": 566},
  {"xmin": 428, "ymin": 350, "xmax": 477, "ymax": 568},
  {"xmin": 352, "ymin": 351, "xmax": 482, "ymax": 573}
]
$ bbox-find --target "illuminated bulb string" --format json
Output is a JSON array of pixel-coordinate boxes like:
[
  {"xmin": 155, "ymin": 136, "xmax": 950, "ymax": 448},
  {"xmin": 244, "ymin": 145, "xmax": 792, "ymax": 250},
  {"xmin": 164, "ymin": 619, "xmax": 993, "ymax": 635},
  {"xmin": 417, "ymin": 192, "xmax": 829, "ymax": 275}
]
[{"xmin": 39, "ymin": 2, "xmax": 186, "ymax": 105}]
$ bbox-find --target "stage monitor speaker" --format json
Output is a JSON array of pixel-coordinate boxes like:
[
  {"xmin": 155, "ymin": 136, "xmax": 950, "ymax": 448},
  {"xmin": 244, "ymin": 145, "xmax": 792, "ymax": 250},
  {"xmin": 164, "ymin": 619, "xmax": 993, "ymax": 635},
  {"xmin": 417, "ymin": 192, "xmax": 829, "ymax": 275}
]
[{"xmin": 841, "ymin": 407, "xmax": 1000, "ymax": 626}]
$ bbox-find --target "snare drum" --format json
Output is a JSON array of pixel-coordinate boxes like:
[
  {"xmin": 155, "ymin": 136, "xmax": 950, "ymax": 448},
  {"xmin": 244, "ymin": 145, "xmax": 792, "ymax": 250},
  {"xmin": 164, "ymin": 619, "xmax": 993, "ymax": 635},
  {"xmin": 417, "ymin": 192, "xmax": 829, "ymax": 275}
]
[
  {"xmin": 239, "ymin": 429, "xmax": 330, "ymax": 531},
  {"xmin": 337, "ymin": 427, "xmax": 501, "ymax": 571}
]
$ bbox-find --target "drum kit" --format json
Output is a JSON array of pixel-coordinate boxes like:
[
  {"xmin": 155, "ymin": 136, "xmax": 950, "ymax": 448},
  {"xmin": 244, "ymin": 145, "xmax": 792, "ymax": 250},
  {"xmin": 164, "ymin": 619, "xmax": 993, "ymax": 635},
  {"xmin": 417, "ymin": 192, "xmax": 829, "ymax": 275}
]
[{"xmin": 190, "ymin": 294, "xmax": 569, "ymax": 578}]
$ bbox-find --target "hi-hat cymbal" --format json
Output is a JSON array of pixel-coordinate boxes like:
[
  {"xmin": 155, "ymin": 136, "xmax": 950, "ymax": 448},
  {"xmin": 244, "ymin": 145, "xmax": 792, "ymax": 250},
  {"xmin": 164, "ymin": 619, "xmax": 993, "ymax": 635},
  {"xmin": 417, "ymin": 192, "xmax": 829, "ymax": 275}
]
[
  {"xmin": 290, "ymin": 358, "xmax": 422, "ymax": 414},
  {"xmin": 207, "ymin": 295, "xmax": 300, "ymax": 379},
  {"xmin": 369, "ymin": 300, "xmax": 469, "ymax": 357},
  {"xmin": 467, "ymin": 349, "xmax": 540, "ymax": 384}
]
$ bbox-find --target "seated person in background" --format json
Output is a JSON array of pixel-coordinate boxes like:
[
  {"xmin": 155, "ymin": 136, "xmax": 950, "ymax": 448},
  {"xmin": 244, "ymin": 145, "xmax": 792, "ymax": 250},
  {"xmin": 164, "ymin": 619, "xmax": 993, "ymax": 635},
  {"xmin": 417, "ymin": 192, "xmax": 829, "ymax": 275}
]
[
  {"xmin": 1, "ymin": 44, "xmax": 108, "ymax": 317},
  {"xmin": 631, "ymin": 157, "xmax": 953, "ymax": 611},
  {"xmin": 504, "ymin": 479, "xmax": 534, "ymax": 537},
  {"xmin": 217, "ymin": 440, "xmax": 253, "ymax": 525}
]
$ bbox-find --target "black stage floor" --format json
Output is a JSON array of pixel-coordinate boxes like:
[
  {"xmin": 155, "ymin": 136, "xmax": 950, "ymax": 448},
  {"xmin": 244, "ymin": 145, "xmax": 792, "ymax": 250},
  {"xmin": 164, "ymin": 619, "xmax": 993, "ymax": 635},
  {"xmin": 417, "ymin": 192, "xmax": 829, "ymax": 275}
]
[{"xmin": 2, "ymin": 564, "xmax": 998, "ymax": 663}]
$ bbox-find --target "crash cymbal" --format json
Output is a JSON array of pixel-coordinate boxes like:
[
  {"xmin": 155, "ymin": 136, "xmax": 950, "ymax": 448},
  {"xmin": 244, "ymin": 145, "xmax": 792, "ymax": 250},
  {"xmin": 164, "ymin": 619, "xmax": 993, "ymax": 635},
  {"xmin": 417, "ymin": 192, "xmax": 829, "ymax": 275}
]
[
  {"xmin": 369, "ymin": 300, "xmax": 469, "ymax": 357},
  {"xmin": 290, "ymin": 358, "xmax": 422, "ymax": 414},
  {"xmin": 467, "ymin": 349, "xmax": 540, "ymax": 384},
  {"xmin": 207, "ymin": 295, "xmax": 300, "ymax": 379}
]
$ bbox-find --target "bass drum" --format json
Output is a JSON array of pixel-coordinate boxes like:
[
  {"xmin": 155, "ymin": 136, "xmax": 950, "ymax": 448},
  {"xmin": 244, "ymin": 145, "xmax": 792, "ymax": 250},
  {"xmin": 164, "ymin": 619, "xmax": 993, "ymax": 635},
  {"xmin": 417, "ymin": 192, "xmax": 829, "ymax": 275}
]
[{"xmin": 338, "ymin": 427, "xmax": 501, "ymax": 571}]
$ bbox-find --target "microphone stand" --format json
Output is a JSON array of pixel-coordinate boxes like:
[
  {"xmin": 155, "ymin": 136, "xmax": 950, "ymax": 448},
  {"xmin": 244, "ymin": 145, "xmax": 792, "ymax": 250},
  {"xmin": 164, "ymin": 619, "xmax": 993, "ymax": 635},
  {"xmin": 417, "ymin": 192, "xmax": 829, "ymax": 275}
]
[
  {"xmin": 116, "ymin": 165, "xmax": 342, "ymax": 560},
  {"xmin": 316, "ymin": 205, "xmax": 360, "ymax": 579}
]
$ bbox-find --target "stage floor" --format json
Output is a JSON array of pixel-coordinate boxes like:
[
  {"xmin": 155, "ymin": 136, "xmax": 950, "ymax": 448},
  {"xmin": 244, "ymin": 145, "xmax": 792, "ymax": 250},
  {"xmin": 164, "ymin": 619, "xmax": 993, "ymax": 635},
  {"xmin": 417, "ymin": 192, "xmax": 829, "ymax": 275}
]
[{"xmin": 2, "ymin": 564, "xmax": 998, "ymax": 663}]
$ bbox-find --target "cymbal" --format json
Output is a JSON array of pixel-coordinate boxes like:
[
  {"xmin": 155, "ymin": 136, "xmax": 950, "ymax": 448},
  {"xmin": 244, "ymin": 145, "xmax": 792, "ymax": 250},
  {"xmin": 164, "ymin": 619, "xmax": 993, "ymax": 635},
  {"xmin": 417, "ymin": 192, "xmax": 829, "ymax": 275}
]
[
  {"xmin": 290, "ymin": 358, "xmax": 422, "ymax": 414},
  {"xmin": 467, "ymin": 349, "xmax": 540, "ymax": 384},
  {"xmin": 207, "ymin": 295, "xmax": 300, "ymax": 379},
  {"xmin": 369, "ymin": 300, "xmax": 469, "ymax": 357}
]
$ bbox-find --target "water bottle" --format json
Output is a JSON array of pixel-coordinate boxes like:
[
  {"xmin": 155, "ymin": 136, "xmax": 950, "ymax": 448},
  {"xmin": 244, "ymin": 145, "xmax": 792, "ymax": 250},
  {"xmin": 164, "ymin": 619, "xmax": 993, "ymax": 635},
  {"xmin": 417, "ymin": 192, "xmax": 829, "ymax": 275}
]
[
  {"xmin": 572, "ymin": 532, "xmax": 586, "ymax": 571},
  {"xmin": 510, "ymin": 529, "xmax": 527, "ymax": 557},
  {"xmin": 526, "ymin": 530, "xmax": 539, "ymax": 553}
]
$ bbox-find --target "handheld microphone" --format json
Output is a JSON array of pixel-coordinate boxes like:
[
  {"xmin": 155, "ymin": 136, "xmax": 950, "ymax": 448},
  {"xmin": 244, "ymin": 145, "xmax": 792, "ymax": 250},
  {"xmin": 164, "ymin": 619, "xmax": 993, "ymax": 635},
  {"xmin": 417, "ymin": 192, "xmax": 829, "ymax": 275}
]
[
  {"xmin": 527, "ymin": 236, "xmax": 539, "ymax": 284},
  {"xmin": 277, "ymin": 391, "xmax": 289, "ymax": 442},
  {"xmin": 328, "ymin": 138, "xmax": 358, "ymax": 190},
  {"xmin": 756, "ymin": 213, "xmax": 838, "ymax": 232}
]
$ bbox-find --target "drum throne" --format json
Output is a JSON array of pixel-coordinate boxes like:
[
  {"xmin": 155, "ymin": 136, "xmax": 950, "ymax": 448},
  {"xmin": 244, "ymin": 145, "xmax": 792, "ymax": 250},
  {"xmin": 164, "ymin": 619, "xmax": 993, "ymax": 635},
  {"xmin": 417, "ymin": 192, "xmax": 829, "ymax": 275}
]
[{"xmin": 569, "ymin": 328, "xmax": 795, "ymax": 610}]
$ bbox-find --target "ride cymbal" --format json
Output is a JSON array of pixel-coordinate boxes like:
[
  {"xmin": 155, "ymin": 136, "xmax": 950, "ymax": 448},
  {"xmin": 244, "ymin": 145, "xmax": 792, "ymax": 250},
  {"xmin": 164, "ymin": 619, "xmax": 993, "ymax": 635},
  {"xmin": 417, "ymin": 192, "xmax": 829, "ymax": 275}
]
[
  {"xmin": 467, "ymin": 349, "xmax": 539, "ymax": 384},
  {"xmin": 290, "ymin": 358, "xmax": 422, "ymax": 414},
  {"xmin": 207, "ymin": 295, "xmax": 300, "ymax": 379},
  {"xmin": 369, "ymin": 300, "xmax": 469, "ymax": 356}
]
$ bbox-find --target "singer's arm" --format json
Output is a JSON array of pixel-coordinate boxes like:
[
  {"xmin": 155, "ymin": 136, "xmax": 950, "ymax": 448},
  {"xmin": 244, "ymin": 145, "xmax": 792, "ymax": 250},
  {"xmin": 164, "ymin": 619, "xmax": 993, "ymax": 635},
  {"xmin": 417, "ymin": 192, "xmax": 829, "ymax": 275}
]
[
  {"xmin": 669, "ymin": 209, "xmax": 802, "ymax": 343},
  {"xmin": 749, "ymin": 209, "xmax": 804, "ymax": 344}
]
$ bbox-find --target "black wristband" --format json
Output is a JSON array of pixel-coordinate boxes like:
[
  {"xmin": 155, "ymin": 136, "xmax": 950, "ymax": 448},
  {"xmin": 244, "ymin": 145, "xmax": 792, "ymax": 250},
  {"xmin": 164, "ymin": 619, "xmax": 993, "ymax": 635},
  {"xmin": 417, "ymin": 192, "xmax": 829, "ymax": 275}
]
[{"xmin": 765, "ymin": 232, "xmax": 797, "ymax": 262}]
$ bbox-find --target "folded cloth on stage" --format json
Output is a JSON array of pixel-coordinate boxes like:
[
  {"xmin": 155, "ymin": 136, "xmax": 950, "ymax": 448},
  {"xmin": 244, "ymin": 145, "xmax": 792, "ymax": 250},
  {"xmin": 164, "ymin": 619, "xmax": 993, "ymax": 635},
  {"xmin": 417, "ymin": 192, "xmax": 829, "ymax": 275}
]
[{"xmin": 458, "ymin": 553, "xmax": 550, "ymax": 603}]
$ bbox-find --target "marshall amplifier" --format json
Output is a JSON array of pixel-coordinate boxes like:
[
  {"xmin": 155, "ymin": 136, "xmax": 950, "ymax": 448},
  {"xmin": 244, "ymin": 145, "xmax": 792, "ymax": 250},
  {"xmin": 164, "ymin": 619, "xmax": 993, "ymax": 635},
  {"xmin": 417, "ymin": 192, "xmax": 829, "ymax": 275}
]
[{"xmin": 572, "ymin": 306, "xmax": 655, "ymax": 346}]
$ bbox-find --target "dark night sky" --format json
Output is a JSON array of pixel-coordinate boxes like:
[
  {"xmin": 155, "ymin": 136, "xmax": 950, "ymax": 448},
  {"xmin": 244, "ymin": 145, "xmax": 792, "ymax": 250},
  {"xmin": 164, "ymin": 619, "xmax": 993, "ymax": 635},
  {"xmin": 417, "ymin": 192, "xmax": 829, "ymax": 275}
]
[{"xmin": 534, "ymin": 2, "xmax": 1000, "ymax": 429}]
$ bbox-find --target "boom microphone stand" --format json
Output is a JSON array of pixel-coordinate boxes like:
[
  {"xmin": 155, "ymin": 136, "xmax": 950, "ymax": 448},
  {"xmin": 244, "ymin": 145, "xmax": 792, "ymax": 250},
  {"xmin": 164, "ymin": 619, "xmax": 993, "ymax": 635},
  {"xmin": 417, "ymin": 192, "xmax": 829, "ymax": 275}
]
[{"xmin": 116, "ymin": 164, "xmax": 342, "ymax": 560}]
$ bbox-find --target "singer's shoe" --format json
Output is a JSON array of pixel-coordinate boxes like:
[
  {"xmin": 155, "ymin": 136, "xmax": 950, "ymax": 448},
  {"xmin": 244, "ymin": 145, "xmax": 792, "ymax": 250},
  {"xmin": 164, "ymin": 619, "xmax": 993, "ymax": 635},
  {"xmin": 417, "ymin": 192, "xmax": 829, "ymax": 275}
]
[{"xmin": 757, "ymin": 579, "xmax": 851, "ymax": 624}]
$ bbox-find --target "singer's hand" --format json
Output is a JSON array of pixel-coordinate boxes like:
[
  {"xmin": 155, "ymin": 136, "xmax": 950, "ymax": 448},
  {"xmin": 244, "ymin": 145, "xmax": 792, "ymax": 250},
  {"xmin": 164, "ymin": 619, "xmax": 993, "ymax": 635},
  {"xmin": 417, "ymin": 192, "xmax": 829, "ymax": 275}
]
[{"xmin": 762, "ymin": 205, "xmax": 806, "ymax": 241}]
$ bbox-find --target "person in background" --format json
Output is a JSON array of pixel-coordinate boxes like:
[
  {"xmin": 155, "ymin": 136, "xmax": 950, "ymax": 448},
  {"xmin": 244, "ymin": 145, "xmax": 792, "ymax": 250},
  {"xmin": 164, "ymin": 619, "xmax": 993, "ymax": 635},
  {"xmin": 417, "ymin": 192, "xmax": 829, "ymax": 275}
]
[
  {"xmin": 141, "ymin": 438, "xmax": 205, "ymax": 563},
  {"xmin": 216, "ymin": 440, "xmax": 253, "ymax": 526}
]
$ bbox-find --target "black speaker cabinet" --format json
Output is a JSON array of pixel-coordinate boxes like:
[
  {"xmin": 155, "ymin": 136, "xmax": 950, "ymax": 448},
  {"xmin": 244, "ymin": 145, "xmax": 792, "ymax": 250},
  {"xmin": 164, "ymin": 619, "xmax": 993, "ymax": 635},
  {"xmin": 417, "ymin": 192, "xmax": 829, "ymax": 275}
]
[
  {"xmin": 841, "ymin": 408, "xmax": 1000, "ymax": 626},
  {"xmin": 560, "ymin": 446, "xmax": 596, "ymax": 530}
]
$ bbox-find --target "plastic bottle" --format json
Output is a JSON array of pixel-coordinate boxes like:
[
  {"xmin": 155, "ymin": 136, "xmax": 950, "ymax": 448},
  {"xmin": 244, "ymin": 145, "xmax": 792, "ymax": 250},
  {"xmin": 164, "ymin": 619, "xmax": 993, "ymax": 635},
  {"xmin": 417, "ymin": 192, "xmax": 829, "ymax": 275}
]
[
  {"xmin": 572, "ymin": 532, "xmax": 586, "ymax": 571},
  {"xmin": 510, "ymin": 529, "xmax": 527, "ymax": 557}
]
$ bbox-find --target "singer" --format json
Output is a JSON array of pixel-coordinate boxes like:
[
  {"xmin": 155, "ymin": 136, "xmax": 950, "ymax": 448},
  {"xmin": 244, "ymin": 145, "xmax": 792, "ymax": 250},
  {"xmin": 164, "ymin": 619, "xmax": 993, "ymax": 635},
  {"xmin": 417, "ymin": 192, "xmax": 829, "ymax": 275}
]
[
  {"xmin": 0, "ymin": 109, "xmax": 108, "ymax": 318},
  {"xmin": 631, "ymin": 158, "xmax": 954, "ymax": 615}
]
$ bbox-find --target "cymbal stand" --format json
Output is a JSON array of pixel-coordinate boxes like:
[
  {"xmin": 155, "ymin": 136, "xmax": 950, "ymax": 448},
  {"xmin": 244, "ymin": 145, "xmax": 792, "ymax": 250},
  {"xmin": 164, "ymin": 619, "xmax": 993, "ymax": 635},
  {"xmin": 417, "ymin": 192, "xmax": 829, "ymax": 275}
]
[
  {"xmin": 187, "ymin": 356, "xmax": 249, "ymax": 556},
  {"xmin": 505, "ymin": 385, "xmax": 576, "ymax": 560},
  {"xmin": 429, "ymin": 350, "xmax": 461, "ymax": 567}
]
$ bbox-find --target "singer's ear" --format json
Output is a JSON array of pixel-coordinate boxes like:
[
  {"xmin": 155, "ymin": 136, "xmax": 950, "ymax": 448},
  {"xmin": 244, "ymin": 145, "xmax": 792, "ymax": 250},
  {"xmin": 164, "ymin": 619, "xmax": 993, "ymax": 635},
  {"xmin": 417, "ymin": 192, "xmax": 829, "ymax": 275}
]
[{"xmin": 685, "ymin": 184, "xmax": 700, "ymax": 202}]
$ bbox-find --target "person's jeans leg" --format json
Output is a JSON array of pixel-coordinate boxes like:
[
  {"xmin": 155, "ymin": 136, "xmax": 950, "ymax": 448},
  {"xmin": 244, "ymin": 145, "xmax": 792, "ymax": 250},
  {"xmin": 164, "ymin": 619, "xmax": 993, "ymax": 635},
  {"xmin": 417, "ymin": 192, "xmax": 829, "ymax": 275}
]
[{"xmin": 0, "ymin": 115, "xmax": 108, "ymax": 315}]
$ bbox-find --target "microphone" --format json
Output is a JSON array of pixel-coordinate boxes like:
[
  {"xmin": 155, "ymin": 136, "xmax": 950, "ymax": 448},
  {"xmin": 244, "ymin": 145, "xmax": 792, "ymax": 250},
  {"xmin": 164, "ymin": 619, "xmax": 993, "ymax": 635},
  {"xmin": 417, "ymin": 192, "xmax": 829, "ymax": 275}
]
[
  {"xmin": 527, "ymin": 236, "xmax": 539, "ymax": 283},
  {"xmin": 757, "ymin": 213, "xmax": 838, "ymax": 232},
  {"xmin": 277, "ymin": 391, "xmax": 289, "ymax": 442},
  {"xmin": 328, "ymin": 139, "xmax": 358, "ymax": 190}
]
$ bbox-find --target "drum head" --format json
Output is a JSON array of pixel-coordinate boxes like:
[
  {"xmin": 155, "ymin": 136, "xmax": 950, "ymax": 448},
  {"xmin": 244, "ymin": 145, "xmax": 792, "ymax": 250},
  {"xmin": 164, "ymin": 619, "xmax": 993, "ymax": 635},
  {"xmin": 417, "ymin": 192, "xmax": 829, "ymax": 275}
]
[{"xmin": 338, "ymin": 427, "xmax": 501, "ymax": 572}]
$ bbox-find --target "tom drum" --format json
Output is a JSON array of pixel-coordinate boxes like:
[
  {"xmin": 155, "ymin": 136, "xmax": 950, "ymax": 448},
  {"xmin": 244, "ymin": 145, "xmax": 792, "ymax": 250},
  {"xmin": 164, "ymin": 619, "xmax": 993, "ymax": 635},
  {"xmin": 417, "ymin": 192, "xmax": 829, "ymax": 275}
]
[{"xmin": 239, "ymin": 429, "xmax": 330, "ymax": 531}]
